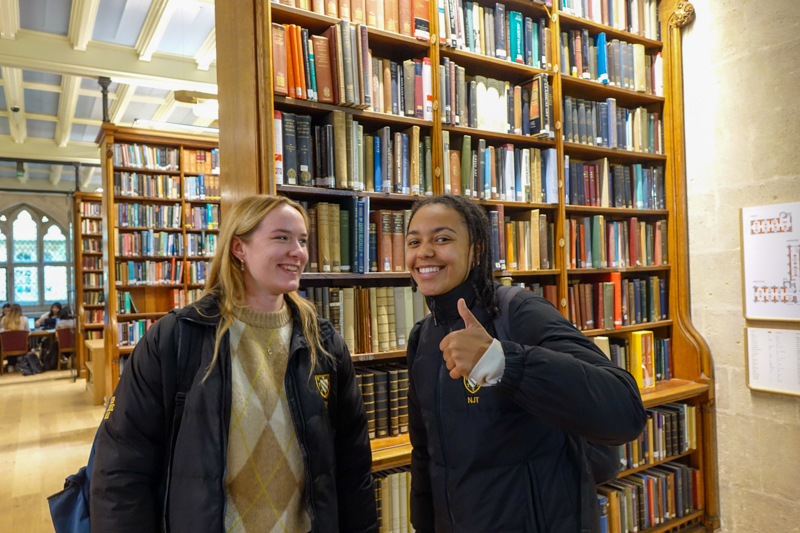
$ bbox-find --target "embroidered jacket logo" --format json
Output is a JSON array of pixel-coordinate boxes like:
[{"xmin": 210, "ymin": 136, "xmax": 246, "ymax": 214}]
[
  {"xmin": 315, "ymin": 374, "xmax": 331, "ymax": 399},
  {"xmin": 463, "ymin": 377, "xmax": 481, "ymax": 394}
]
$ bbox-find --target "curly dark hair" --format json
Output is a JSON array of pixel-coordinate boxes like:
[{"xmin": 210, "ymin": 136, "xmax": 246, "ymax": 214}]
[{"xmin": 407, "ymin": 195, "xmax": 498, "ymax": 317}]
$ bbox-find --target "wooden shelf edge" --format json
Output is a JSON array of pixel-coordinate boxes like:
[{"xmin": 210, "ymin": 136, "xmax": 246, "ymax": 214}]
[
  {"xmin": 443, "ymin": 125, "xmax": 556, "ymax": 148},
  {"xmin": 274, "ymin": 95, "xmax": 434, "ymax": 127},
  {"xmin": 113, "ymin": 166, "xmax": 180, "ymax": 175},
  {"xmin": 352, "ymin": 349, "xmax": 406, "ymax": 363},
  {"xmin": 641, "ymin": 379, "xmax": 709, "ymax": 408},
  {"xmin": 619, "ymin": 449, "xmax": 695, "ymax": 478},
  {"xmin": 638, "ymin": 510, "xmax": 705, "ymax": 533},
  {"xmin": 493, "ymin": 269, "xmax": 560, "ymax": 277},
  {"xmin": 565, "ymin": 205, "xmax": 669, "ymax": 216},
  {"xmin": 563, "ymin": 142, "xmax": 667, "ymax": 162},
  {"xmin": 582, "ymin": 319, "xmax": 673, "ymax": 337},
  {"xmin": 556, "ymin": 11, "xmax": 664, "ymax": 49},
  {"xmin": 371, "ymin": 434, "xmax": 412, "ymax": 471},
  {"xmin": 568, "ymin": 266, "xmax": 670, "ymax": 274},
  {"xmin": 560, "ymin": 74, "xmax": 665, "ymax": 105}
]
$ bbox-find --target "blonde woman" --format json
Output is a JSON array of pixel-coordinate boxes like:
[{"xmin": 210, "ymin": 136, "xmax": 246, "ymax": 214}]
[
  {"xmin": 90, "ymin": 196, "xmax": 377, "ymax": 533},
  {"xmin": 0, "ymin": 303, "xmax": 29, "ymax": 333}
]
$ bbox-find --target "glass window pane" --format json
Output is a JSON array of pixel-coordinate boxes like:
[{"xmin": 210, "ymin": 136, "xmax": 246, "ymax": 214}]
[
  {"xmin": 0, "ymin": 268, "xmax": 6, "ymax": 301},
  {"xmin": 13, "ymin": 210, "xmax": 37, "ymax": 263},
  {"xmin": 43, "ymin": 225, "xmax": 67, "ymax": 262},
  {"xmin": 14, "ymin": 266, "xmax": 38, "ymax": 304},
  {"xmin": 44, "ymin": 265, "xmax": 67, "ymax": 302},
  {"xmin": 0, "ymin": 231, "xmax": 6, "ymax": 262}
]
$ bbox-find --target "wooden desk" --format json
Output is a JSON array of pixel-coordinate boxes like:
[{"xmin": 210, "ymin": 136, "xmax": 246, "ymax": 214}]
[
  {"xmin": 29, "ymin": 329, "xmax": 56, "ymax": 338},
  {"xmin": 85, "ymin": 339, "xmax": 106, "ymax": 405}
]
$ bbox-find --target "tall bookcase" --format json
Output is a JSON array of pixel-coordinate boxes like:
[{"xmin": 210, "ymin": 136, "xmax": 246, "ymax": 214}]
[
  {"xmin": 97, "ymin": 125, "xmax": 220, "ymax": 396},
  {"xmin": 219, "ymin": 0, "xmax": 718, "ymax": 530},
  {"xmin": 73, "ymin": 191, "xmax": 105, "ymax": 380}
]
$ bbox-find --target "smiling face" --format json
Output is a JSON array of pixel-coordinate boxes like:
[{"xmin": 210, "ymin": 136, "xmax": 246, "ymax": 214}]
[
  {"xmin": 231, "ymin": 204, "xmax": 309, "ymax": 309},
  {"xmin": 406, "ymin": 203, "xmax": 474, "ymax": 297}
]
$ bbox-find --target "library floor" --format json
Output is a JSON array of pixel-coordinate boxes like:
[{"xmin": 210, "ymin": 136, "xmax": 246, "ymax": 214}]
[{"xmin": 0, "ymin": 371, "xmax": 104, "ymax": 533}]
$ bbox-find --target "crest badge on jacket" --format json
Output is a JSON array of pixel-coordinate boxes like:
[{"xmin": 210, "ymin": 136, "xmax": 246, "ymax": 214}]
[{"xmin": 315, "ymin": 374, "xmax": 331, "ymax": 399}]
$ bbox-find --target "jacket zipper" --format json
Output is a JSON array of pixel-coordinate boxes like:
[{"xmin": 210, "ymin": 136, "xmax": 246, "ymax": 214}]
[{"xmin": 434, "ymin": 305, "xmax": 456, "ymax": 528}]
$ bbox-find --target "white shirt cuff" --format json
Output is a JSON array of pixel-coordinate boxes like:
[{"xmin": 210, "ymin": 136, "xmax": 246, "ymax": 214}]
[{"xmin": 469, "ymin": 338, "xmax": 505, "ymax": 386}]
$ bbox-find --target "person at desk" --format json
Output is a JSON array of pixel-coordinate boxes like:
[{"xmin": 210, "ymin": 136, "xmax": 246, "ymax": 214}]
[
  {"xmin": 1, "ymin": 304, "xmax": 30, "ymax": 372},
  {"xmin": 55, "ymin": 305, "xmax": 74, "ymax": 329},
  {"xmin": 35, "ymin": 302, "xmax": 61, "ymax": 328},
  {"xmin": 2, "ymin": 303, "xmax": 9, "ymax": 316},
  {"xmin": 41, "ymin": 306, "xmax": 74, "ymax": 369}
]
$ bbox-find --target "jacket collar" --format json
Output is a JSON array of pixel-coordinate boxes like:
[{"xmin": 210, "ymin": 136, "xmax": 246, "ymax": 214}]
[{"xmin": 424, "ymin": 271, "xmax": 488, "ymax": 330}]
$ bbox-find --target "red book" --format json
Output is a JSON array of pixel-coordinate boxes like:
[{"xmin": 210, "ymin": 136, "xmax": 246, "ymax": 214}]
[
  {"xmin": 570, "ymin": 218, "xmax": 577, "ymax": 268},
  {"xmin": 391, "ymin": 211, "xmax": 405, "ymax": 272},
  {"xmin": 414, "ymin": 59, "xmax": 423, "ymax": 119},
  {"xmin": 372, "ymin": 210, "xmax": 393, "ymax": 272}
]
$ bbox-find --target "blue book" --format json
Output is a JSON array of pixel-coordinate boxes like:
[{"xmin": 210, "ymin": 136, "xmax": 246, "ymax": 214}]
[
  {"xmin": 599, "ymin": 103, "xmax": 609, "ymax": 147},
  {"xmin": 524, "ymin": 17, "xmax": 534, "ymax": 66},
  {"xmin": 597, "ymin": 32, "xmax": 608, "ymax": 84},
  {"xmin": 348, "ymin": 197, "xmax": 358, "ymax": 273},
  {"xmin": 373, "ymin": 136, "xmax": 382, "ymax": 192},
  {"xmin": 564, "ymin": 158, "xmax": 570, "ymax": 204},
  {"xmin": 514, "ymin": 148, "xmax": 522, "ymax": 201},
  {"xmin": 356, "ymin": 200, "xmax": 365, "ymax": 273},
  {"xmin": 466, "ymin": 3, "xmax": 474, "ymax": 52},
  {"xmin": 635, "ymin": 164, "xmax": 643, "ymax": 208},
  {"xmin": 510, "ymin": 11, "xmax": 523, "ymax": 63},
  {"xmin": 543, "ymin": 148, "xmax": 558, "ymax": 203},
  {"xmin": 362, "ymin": 197, "xmax": 370, "ymax": 272},
  {"xmin": 401, "ymin": 133, "xmax": 410, "ymax": 194},
  {"xmin": 597, "ymin": 495, "xmax": 609, "ymax": 533},
  {"xmin": 663, "ymin": 338, "xmax": 671, "ymax": 379}
]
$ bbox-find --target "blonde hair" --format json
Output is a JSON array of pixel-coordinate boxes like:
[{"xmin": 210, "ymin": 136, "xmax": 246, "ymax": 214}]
[
  {"xmin": 3, "ymin": 304, "xmax": 25, "ymax": 331},
  {"xmin": 200, "ymin": 195, "xmax": 328, "ymax": 380}
]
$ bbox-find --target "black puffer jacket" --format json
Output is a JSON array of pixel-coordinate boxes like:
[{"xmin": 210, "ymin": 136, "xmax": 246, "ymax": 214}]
[
  {"xmin": 407, "ymin": 280, "xmax": 647, "ymax": 533},
  {"xmin": 90, "ymin": 295, "xmax": 377, "ymax": 533}
]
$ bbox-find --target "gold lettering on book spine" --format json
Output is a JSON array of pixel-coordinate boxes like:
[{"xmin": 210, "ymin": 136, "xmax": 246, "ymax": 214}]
[{"xmin": 669, "ymin": 2, "xmax": 695, "ymax": 29}]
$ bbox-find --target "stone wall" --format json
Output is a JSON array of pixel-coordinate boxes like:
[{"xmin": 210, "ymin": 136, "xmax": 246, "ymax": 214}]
[{"xmin": 682, "ymin": 1, "xmax": 800, "ymax": 531}]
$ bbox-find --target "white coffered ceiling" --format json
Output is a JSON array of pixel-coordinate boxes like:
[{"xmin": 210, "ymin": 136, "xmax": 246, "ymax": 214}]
[{"xmin": 0, "ymin": 0, "xmax": 218, "ymax": 189}]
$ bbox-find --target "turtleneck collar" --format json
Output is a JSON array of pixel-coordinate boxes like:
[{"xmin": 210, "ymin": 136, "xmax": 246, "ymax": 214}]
[
  {"xmin": 424, "ymin": 270, "xmax": 488, "ymax": 330},
  {"xmin": 233, "ymin": 301, "xmax": 291, "ymax": 329}
]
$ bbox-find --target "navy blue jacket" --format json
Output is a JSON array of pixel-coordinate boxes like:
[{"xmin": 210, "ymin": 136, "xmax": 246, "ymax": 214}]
[
  {"xmin": 90, "ymin": 295, "xmax": 377, "ymax": 533},
  {"xmin": 407, "ymin": 280, "xmax": 646, "ymax": 533}
]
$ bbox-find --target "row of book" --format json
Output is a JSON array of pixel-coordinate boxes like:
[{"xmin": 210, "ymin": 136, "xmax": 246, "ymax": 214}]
[
  {"xmin": 187, "ymin": 233, "xmax": 218, "ymax": 257},
  {"xmin": 112, "ymin": 144, "xmax": 179, "ymax": 171},
  {"xmin": 83, "ymin": 273, "xmax": 103, "ymax": 288},
  {"xmin": 273, "ymin": 0, "xmax": 432, "ymax": 38},
  {"xmin": 118, "ymin": 319, "xmax": 154, "ymax": 347},
  {"xmin": 441, "ymin": 63, "xmax": 553, "ymax": 139},
  {"xmin": 621, "ymin": 402, "xmax": 697, "ymax": 471},
  {"xmin": 183, "ymin": 149, "xmax": 220, "ymax": 176},
  {"xmin": 276, "ymin": 111, "xmax": 433, "ymax": 195},
  {"xmin": 81, "ymin": 256, "xmax": 102, "ymax": 270},
  {"xmin": 83, "ymin": 291, "xmax": 104, "ymax": 305},
  {"xmin": 86, "ymin": 330, "xmax": 103, "ymax": 340},
  {"xmin": 438, "ymin": 1, "xmax": 552, "ymax": 70},
  {"xmin": 82, "ymin": 240, "xmax": 101, "ymax": 253},
  {"xmin": 116, "ymin": 291, "xmax": 140, "ymax": 314},
  {"xmin": 116, "ymin": 203, "xmax": 182, "ymax": 229},
  {"xmin": 188, "ymin": 261, "xmax": 210, "ymax": 285},
  {"xmin": 565, "ymin": 159, "xmax": 665, "ymax": 210},
  {"xmin": 117, "ymin": 288, "xmax": 205, "ymax": 316},
  {"xmin": 79, "ymin": 201, "xmax": 101, "ymax": 217},
  {"xmin": 561, "ymin": 31, "xmax": 663, "ymax": 96},
  {"xmin": 184, "ymin": 175, "xmax": 222, "ymax": 201},
  {"xmin": 115, "ymin": 230, "xmax": 184, "ymax": 258},
  {"xmin": 186, "ymin": 204, "xmax": 220, "ymax": 230},
  {"xmin": 81, "ymin": 219, "xmax": 101, "ymax": 234},
  {"xmin": 566, "ymin": 216, "xmax": 667, "ymax": 269},
  {"xmin": 494, "ymin": 209, "xmax": 553, "ymax": 271},
  {"xmin": 83, "ymin": 310, "xmax": 103, "ymax": 324},
  {"xmin": 115, "ymin": 259, "xmax": 185, "ymax": 286},
  {"xmin": 356, "ymin": 364, "xmax": 409, "ymax": 438},
  {"xmin": 444, "ymin": 133, "xmax": 558, "ymax": 203},
  {"xmin": 563, "ymin": 96, "xmax": 662, "ymax": 154},
  {"xmin": 569, "ymin": 275, "xmax": 667, "ymax": 335},
  {"xmin": 499, "ymin": 280, "xmax": 558, "ymax": 307},
  {"xmin": 301, "ymin": 285, "xmax": 430, "ymax": 355},
  {"xmin": 559, "ymin": 0, "xmax": 661, "ymax": 41},
  {"xmin": 272, "ymin": 20, "xmax": 433, "ymax": 116},
  {"xmin": 489, "ymin": 205, "xmax": 554, "ymax": 271},
  {"xmin": 113, "ymin": 173, "xmax": 181, "ymax": 199},
  {"xmin": 373, "ymin": 467, "xmax": 412, "ymax": 533},
  {"xmin": 597, "ymin": 461, "xmax": 700, "ymax": 533},
  {"xmin": 596, "ymin": 328, "xmax": 667, "ymax": 389}
]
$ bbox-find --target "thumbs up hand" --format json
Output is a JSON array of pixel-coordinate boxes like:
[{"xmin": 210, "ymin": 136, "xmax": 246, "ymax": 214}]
[{"xmin": 439, "ymin": 298, "xmax": 494, "ymax": 379}]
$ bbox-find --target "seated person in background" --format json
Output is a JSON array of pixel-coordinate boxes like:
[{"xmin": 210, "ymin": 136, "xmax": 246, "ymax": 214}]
[
  {"xmin": 2, "ymin": 303, "xmax": 9, "ymax": 316},
  {"xmin": 1, "ymin": 304, "xmax": 30, "ymax": 333},
  {"xmin": 1, "ymin": 304, "xmax": 30, "ymax": 372},
  {"xmin": 35, "ymin": 302, "xmax": 62, "ymax": 328},
  {"xmin": 56, "ymin": 306, "xmax": 74, "ymax": 329}
]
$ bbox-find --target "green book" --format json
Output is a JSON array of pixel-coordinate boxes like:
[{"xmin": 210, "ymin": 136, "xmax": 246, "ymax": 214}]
[
  {"xmin": 592, "ymin": 215, "xmax": 603, "ymax": 268},
  {"xmin": 340, "ymin": 209, "xmax": 351, "ymax": 272},
  {"xmin": 603, "ymin": 282, "xmax": 615, "ymax": 330},
  {"xmin": 461, "ymin": 135, "xmax": 472, "ymax": 197}
]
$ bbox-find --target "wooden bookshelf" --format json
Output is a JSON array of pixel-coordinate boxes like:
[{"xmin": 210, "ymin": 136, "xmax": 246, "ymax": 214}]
[
  {"xmin": 97, "ymin": 125, "xmax": 220, "ymax": 393},
  {"xmin": 73, "ymin": 192, "xmax": 104, "ymax": 380},
  {"xmin": 218, "ymin": 0, "xmax": 718, "ymax": 529}
]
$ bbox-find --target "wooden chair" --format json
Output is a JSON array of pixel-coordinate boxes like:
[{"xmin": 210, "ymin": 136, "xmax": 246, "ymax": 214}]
[
  {"xmin": 56, "ymin": 327, "xmax": 76, "ymax": 377},
  {"xmin": 0, "ymin": 330, "xmax": 30, "ymax": 375}
]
